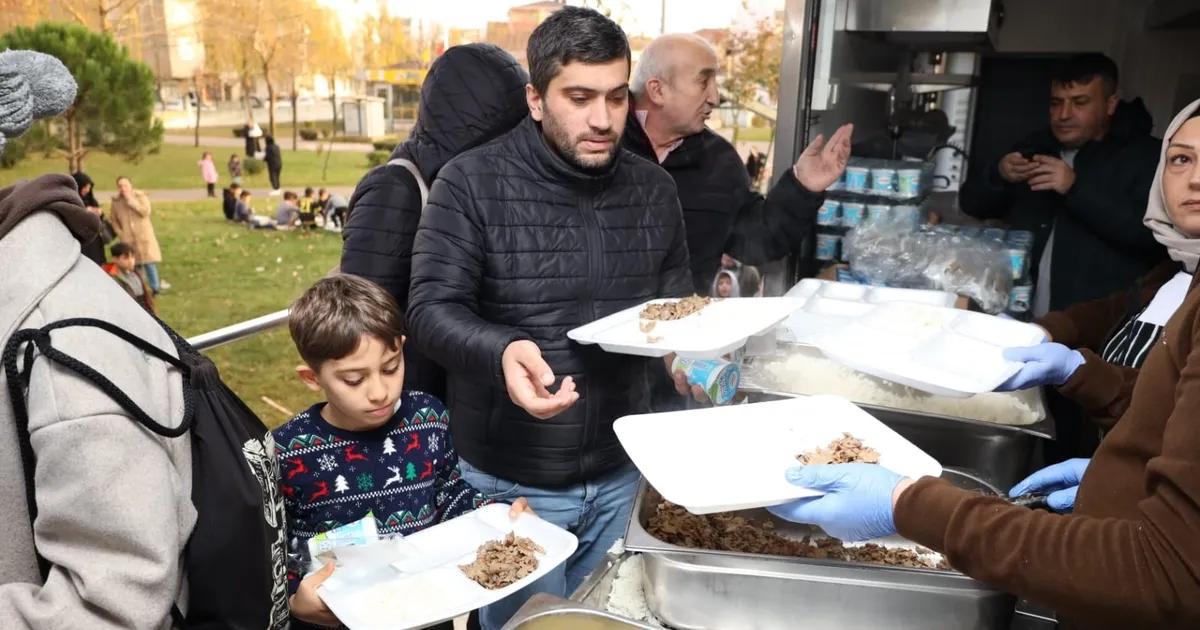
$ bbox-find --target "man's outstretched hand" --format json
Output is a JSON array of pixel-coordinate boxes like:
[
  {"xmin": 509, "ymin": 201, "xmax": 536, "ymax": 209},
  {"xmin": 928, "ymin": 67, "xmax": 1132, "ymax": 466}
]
[
  {"xmin": 793, "ymin": 123, "xmax": 854, "ymax": 192},
  {"xmin": 502, "ymin": 340, "xmax": 578, "ymax": 419}
]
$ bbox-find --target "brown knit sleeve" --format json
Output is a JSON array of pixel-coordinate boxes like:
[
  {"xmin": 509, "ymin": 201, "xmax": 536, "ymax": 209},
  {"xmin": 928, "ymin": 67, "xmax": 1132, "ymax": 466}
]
[
  {"xmin": 894, "ymin": 319, "xmax": 1200, "ymax": 627},
  {"xmin": 1035, "ymin": 288, "xmax": 1132, "ymax": 350},
  {"xmin": 1057, "ymin": 348, "xmax": 1139, "ymax": 430}
]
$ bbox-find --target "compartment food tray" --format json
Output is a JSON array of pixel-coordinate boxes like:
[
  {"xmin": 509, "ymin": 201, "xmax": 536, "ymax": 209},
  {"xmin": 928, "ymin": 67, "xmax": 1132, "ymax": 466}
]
[
  {"xmin": 778, "ymin": 279, "xmax": 958, "ymax": 346},
  {"xmin": 613, "ymin": 396, "xmax": 942, "ymax": 515},
  {"xmin": 568, "ymin": 297, "xmax": 806, "ymax": 359},
  {"xmin": 319, "ymin": 504, "xmax": 578, "ymax": 630},
  {"xmin": 815, "ymin": 302, "xmax": 1047, "ymax": 398}
]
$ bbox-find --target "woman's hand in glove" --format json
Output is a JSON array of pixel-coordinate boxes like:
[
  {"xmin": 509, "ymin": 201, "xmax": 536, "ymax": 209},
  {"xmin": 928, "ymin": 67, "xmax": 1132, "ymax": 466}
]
[
  {"xmin": 1009, "ymin": 458, "xmax": 1089, "ymax": 513},
  {"xmin": 767, "ymin": 463, "xmax": 911, "ymax": 542},
  {"xmin": 995, "ymin": 342, "xmax": 1085, "ymax": 391}
]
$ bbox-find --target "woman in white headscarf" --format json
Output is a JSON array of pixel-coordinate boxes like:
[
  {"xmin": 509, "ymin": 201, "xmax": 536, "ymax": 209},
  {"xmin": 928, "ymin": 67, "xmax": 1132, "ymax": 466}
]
[
  {"xmin": 993, "ymin": 103, "xmax": 1198, "ymax": 439},
  {"xmin": 767, "ymin": 100, "xmax": 1200, "ymax": 629}
]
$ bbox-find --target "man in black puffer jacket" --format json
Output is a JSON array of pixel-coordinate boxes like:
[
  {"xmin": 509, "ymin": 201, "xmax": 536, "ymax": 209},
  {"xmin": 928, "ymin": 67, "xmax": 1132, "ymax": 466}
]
[
  {"xmin": 623, "ymin": 33, "xmax": 852, "ymax": 294},
  {"xmin": 408, "ymin": 8, "xmax": 692, "ymax": 629},
  {"xmin": 340, "ymin": 43, "xmax": 529, "ymax": 401}
]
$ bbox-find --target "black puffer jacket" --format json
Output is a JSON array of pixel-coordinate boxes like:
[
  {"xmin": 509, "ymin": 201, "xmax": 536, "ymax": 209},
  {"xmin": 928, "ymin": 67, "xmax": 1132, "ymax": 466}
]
[
  {"xmin": 340, "ymin": 43, "xmax": 529, "ymax": 400},
  {"xmin": 408, "ymin": 116, "xmax": 694, "ymax": 487},
  {"xmin": 623, "ymin": 111, "xmax": 824, "ymax": 293}
]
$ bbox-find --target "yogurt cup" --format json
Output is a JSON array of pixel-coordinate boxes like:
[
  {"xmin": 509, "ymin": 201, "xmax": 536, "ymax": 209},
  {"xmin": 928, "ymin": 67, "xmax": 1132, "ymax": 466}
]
[
  {"xmin": 816, "ymin": 233, "xmax": 841, "ymax": 260},
  {"xmin": 841, "ymin": 202, "xmax": 865, "ymax": 227},
  {"xmin": 828, "ymin": 173, "xmax": 845, "ymax": 191},
  {"xmin": 897, "ymin": 168, "xmax": 923, "ymax": 197},
  {"xmin": 845, "ymin": 166, "xmax": 870, "ymax": 192},
  {"xmin": 1007, "ymin": 247, "xmax": 1029, "ymax": 280},
  {"xmin": 870, "ymin": 168, "xmax": 897, "ymax": 194},
  {"xmin": 1009, "ymin": 284, "xmax": 1033, "ymax": 314},
  {"xmin": 892, "ymin": 204, "xmax": 923, "ymax": 231},
  {"xmin": 671, "ymin": 357, "xmax": 741, "ymax": 406},
  {"xmin": 866, "ymin": 204, "xmax": 891, "ymax": 223},
  {"xmin": 817, "ymin": 199, "xmax": 841, "ymax": 226}
]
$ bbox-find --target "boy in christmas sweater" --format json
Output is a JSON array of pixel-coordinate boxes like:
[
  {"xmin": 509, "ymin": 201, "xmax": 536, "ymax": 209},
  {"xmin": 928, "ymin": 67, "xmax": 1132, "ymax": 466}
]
[{"xmin": 276, "ymin": 275, "xmax": 532, "ymax": 629}]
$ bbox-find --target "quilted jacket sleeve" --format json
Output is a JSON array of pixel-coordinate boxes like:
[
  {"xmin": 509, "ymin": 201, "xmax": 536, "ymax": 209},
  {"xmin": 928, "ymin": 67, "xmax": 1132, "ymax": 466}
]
[
  {"xmin": 340, "ymin": 164, "xmax": 423, "ymax": 307},
  {"xmin": 408, "ymin": 163, "xmax": 532, "ymax": 387},
  {"xmin": 659, "ymin": 198, "xmax": 695, "ymax": 298}
]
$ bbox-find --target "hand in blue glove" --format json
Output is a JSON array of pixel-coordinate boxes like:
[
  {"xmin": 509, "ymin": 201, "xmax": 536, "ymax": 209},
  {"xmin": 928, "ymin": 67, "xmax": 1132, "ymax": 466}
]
[
  {"xmin": 994, "ymin": 342, "xmax": 1085, "ymax": 391},
  {"xmin": 767, "ymin": 463, "xmax": 906, "ymax": 542},
  {"xmin": 1009, "ymin": 458, "xmax": 1089, "ymax": 513}
]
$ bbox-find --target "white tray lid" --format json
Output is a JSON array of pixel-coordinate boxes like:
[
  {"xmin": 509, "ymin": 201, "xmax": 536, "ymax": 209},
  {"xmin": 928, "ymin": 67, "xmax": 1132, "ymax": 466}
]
[{"xmin": 613, "ymin": 396, "xmax": 942, "ymax": 515}]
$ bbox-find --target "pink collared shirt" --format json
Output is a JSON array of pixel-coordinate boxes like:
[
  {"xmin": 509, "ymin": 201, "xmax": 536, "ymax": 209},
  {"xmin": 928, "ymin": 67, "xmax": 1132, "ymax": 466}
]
[{"xmin": 636, "ymin": 110, "xmax": 683, "ymax": 163}]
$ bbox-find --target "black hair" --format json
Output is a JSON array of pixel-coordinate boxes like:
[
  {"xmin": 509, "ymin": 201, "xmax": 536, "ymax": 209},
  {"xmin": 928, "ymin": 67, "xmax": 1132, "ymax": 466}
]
[
  {"xmin": 304, "ymin": 187, "xmax": 314, "ymax": 196},
  {"xmin": 110, "ymin": 242, "xmax": 135, "ymax": 258},
  {"xmin": 239, "ymin": 190, "xmax": 252, "ymax": 199},
  {"xmin": 1051, "ymin": 53, "xmax": 1119, "ymax": 96},
  {"xmin": 527, "ymin": 6, "xmax": 630, "ymax": 95}
]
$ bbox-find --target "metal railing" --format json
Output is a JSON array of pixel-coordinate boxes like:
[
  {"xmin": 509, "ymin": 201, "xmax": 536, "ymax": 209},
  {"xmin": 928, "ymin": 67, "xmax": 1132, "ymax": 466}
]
[{"xmin": 186, "ymin": 309, "xmax": 290, "ymax": 351}]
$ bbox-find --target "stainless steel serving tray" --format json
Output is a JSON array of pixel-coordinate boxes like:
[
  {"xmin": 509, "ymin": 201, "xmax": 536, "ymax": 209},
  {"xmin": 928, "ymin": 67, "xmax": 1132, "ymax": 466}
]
[{"xmin": 623, "ymin": 473, "xmax": 1016, "ymax": 630}]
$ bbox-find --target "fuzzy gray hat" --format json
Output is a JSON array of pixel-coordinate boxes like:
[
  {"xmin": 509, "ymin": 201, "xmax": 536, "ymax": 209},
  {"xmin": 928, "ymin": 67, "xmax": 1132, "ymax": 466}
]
[{"xmin": 0, "ymin": 50, "xmax": 77, "ymax": 154}]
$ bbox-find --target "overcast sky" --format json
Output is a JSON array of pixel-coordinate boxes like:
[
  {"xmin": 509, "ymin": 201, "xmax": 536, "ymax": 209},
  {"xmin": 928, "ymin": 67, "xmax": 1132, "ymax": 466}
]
[{"xmin": 328, "ymin": 0, "xmax": 785, "ymax": 37}]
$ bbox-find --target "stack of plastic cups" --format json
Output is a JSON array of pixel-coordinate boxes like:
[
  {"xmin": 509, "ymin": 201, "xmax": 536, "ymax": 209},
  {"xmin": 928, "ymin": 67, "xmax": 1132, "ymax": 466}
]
[
  {"xmin": 817, "ymin": 199, "xmax": 841, "ymax": 226},
  {"xmin": 897, "ymin": 167, "xmax": 923, "ymax": 198},
  {"xmin": 841, "ymin": 202, "xmax": 865, "ymax": 228},
  {"xmin": 870, "ymin": 167, "xmax": 896, "ymax": 196},
  {"xmin": 816, "ymin": 233, "xmax": 840, "ymax": 261},
  {"xmin": 845, "ymin": 165, "xmax": 870, "ymax": 193}
]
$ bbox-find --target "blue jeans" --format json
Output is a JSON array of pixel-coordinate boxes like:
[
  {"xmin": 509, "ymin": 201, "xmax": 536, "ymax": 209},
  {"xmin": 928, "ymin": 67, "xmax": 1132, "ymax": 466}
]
[
  {"xmin": 139, "ymin": 263, "xmax": 160, "ymax": 293},
  {"xmin": 458, "ymin": 459, "xmax": 641, "ymax": 630}
]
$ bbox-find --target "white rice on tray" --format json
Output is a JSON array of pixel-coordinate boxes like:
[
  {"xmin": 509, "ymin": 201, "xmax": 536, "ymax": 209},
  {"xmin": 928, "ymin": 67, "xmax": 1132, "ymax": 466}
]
[
  {"xmin": 756, "ymin": 348, "xmax": 1045, "ymax": 426},
  {"xmin": 605, "ymin": 555, "xmax": 663, "ymax": 626}
]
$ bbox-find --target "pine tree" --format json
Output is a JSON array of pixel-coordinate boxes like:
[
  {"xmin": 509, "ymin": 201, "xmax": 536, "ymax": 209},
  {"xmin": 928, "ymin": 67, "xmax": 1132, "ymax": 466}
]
[
  {"xmin": 405, "ymin": 461, "xmax": 417, "ymax": 481},
  {"xmin": 0, "ymin": 22, "xmax": 163, "ymax": 172},
  {"xmin": 334, "ymin": 475, "xmax": 349, "ymax": 493},
  {"xmin": 383, "ymin": 437, "xmax": 396, "ymax": 455}
]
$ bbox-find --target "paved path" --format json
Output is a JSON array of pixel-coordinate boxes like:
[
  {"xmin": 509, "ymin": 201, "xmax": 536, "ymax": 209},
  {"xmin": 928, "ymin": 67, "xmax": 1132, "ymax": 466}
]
[
  {"xmin": 164, "ymin": 134, "xmax": 377, "ymax": 153},
  {"xmin": 91, "ymin": 186, "xmax": 358, "ymax": 203}
]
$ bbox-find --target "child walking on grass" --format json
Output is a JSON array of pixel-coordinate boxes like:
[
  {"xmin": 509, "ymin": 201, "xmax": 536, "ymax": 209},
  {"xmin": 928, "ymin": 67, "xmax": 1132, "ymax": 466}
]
[
  {"xmin": 199, "ymin": 151, "xmax": 218, "ymax": 197},
  {"xmin": 228, "ymin": 153, "xmax": 244, "ymax": 186}
]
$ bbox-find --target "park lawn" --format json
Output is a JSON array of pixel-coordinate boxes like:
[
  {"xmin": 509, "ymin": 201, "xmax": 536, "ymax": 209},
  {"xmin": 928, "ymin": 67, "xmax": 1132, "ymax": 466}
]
[
  {"xmin": 153, "ymin": 202, "xmax": 341, "ymax": 428},
  {"xmin": 3, "ymin": 143, "xmax": 371, "ymax": 190}
]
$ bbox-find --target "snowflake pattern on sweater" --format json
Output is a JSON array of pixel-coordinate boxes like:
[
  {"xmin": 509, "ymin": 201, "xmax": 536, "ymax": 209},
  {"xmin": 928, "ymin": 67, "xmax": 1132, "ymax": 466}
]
[{"xmin": 272, "ymin": 391, "xmax": 491, "ymax": 598}]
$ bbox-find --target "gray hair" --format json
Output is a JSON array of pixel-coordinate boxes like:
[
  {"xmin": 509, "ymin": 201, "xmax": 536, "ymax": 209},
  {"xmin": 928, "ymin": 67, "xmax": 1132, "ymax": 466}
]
[
  {"xmin": 630, "ymin": 33, "xmax": 717, "ymax": 97},
  {"xmin": 0, "ymin": 50, "xmax": 77, "ymax": 154}
]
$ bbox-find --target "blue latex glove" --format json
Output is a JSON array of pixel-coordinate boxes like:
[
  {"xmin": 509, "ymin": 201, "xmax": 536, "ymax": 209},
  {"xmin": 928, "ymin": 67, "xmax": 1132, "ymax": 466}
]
[
  {"xmin": 995, "ymin": 342, "xmax": 1085, "ymax": 391},
  {"xmin": 1009, "ymin": 458, "xmax": 1089, "ymax": 513},
  {"xmin": 767, "ymin": 463, "xmax": 904, "ymax": 542}
]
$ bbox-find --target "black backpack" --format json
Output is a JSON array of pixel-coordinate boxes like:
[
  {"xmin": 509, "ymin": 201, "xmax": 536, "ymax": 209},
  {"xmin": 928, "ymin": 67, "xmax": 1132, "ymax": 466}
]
[{"xmin": 3, "ymin": 317, "xmax": 289, "ymax": 630}]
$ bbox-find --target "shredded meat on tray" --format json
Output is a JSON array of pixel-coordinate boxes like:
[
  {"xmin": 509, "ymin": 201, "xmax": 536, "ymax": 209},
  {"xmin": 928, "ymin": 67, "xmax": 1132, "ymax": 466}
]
[
  {"xmin": 798, "ymin": 432, "xmax": 881, "ymax": 465},
  {"xmin": 647, "ymin": 501, "xmax": 949, "ymax": 571},
  {"xmin": 459, "ymin": 533, "xmax": 546, "ymax": 590},
  {"xmin": 639, "ymin": 295, "xmax": 712, "ymax": 321}
]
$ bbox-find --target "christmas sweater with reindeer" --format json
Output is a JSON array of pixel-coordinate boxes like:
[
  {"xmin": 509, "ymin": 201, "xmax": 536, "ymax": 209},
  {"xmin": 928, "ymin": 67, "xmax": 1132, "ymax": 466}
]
[{"xmin": 273, "ymin": 390, "xmax": 491, "ymax": 595}]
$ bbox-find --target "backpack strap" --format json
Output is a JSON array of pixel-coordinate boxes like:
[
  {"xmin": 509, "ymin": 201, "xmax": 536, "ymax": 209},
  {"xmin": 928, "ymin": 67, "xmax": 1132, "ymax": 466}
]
[
  {"xmin": 2, "ymin": 318, "xmax": 196, "ymax": 598},
  {"xmin": 387, "ymin": 157, "xmax": 429, "ymax": 209}
]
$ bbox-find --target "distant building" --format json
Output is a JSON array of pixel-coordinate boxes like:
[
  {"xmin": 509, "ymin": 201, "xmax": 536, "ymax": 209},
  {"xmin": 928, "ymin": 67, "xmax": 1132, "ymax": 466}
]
[{"xmin": 485, "ymin": 0, "xmax": 567, "ymax": 65}]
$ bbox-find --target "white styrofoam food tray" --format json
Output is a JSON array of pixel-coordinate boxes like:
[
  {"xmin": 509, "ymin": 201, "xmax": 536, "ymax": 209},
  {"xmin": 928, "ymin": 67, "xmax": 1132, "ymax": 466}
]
[
  {"xmin": 568, "ymin": 297, "xmax": 806, "ymax": 359},
  {"xmin": 815, "ymin": 302, "xmax": 1047, "ymax": 398},
  {"xmin": 613, "ymin": 396, "xmax": 942, "ymax": 515},
  {"xmin": 778, "ymin": 279, "xmax": 958, "ymax": 346},
  {"xmin": 318, "ymin": 504, "xmax": 578, "ymax": 630}
]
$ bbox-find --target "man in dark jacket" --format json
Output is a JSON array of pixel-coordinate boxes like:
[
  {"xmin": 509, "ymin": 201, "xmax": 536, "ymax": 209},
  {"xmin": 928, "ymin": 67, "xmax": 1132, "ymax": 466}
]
[
  {"xmin": 959, "ymin": 53, "xmax": 1166, "ymax": 463},
  {"xmin": 623, "ymin": 33, "xmax": 852, "ymax": 293},
  {"xmin": 263, "ymin": 135, "xmax": 282, "ymax": 194},
  {"xmin": 959, "ymin": 53, "xmax": 1165, "ymax": 315},
  {"xmin": 407, "ymin": 8, "xmax": 693, "ymax": 629},
  {"xmin": 340, "ymin": 43, "xmax": 529, "ymax": 402}
]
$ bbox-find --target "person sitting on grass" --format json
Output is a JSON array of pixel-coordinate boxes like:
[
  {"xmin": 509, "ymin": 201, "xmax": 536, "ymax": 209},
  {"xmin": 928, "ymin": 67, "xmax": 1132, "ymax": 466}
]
[
  {"xmin": 222, "ymin": 182, "xmax": 242, "ymax": 221},
  {"xmin": 275, "ymin": 191, "xmax": 301, "ymax": 229},
  {"xmin": 275, "ymin": 274, "xmax": 535, "ymax": 630},
  {"xmin": 102, "ymin": 242, "xmax": 156, "ymax": 314},
  {"xmin": 297, "ymin": 187, "xmax": 319, "ymax": 229},
  {"xmin": 318, "ymin": 188, "xmax": 349, "ymax": 229},
  {"xmin": 235, "ymin": 190, "xmax": 277, "ymax": 230}
]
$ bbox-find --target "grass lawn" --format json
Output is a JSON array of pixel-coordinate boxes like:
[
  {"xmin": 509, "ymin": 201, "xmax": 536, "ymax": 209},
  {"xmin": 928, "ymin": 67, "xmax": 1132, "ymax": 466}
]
[
  {"xmin": 3, "ymin": 143, "xmax": 371, "ymax": 190},
  {"xmin": 153, "ymin": 202, "xmax": 341, "ymax": 428}
]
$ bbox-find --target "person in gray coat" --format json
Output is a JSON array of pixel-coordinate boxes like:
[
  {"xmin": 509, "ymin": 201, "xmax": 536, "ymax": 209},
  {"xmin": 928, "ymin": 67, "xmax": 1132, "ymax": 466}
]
[{"xmin": 0, "ymin": 50, "xmax": 195, "ymax": 628}]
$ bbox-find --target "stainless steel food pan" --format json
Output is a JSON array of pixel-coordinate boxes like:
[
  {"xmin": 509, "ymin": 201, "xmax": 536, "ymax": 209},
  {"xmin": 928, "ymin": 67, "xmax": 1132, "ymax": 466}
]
[{"xmin": 624, "ymin": 474, "xmax": 1015, "ymax": 630}]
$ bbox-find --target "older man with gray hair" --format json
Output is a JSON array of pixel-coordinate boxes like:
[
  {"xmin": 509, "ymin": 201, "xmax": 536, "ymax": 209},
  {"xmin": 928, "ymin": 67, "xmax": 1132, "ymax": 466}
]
[{"xmin": 623, "ymin": 33, "xmax": 853, "ymax": 294}]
